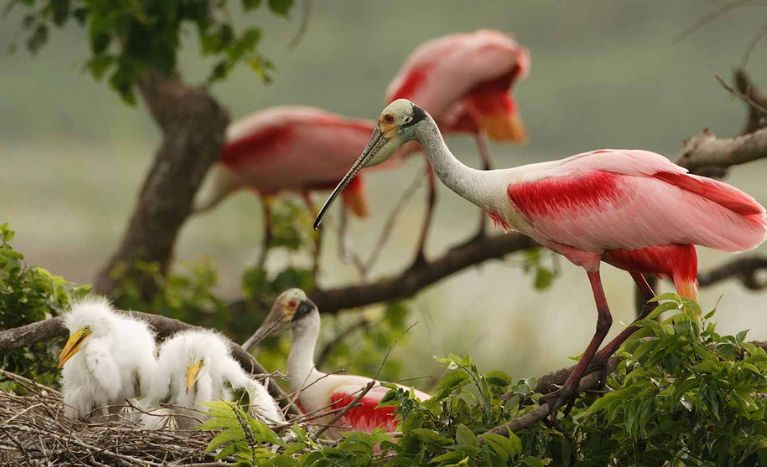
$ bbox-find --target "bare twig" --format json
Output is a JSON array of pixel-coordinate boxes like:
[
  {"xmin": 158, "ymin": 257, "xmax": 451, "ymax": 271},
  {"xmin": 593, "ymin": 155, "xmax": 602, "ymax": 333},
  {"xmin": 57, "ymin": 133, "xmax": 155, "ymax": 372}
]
[
  {"xmin": 316, "ymin": 316, "xmax": 373, "ymax": 367},
  {"xmin": 740, "ymin": 20, "xmax": 767, "ymax": 68},
  {"xmin": 735, "ymin": 68, "xmax": 767, "ymax": 134},
  {"xmin": 360, "ymin": 169, "xmax": 425, "ymax": 278},
  {"xmin": 716, "ymin": 74, "xmax": 767, "ymax": 115},
  {"xmin": 311, "ymin": 380, "xmax": 376, "ymax": 440},
  {"xmin": 288, "ymin": 0, "xmax": 313, "ymax": 49},
  {"xmin": 673, "ymin": 0, "xmax": 754, "ymax": 43}
]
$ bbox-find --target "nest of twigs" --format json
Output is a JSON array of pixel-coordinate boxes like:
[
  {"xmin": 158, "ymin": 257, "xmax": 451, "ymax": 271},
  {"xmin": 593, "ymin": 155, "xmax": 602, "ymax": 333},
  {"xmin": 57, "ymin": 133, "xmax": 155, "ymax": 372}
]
[{"xmin": 0, "ymin": 370, "xmax": 219, "ymax": 466}]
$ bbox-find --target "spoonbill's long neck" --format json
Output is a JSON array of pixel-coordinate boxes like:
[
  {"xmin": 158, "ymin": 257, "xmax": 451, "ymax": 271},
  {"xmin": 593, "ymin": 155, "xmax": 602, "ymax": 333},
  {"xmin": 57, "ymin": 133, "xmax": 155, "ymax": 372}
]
[
  {"xmin": 288, "ymin": 312, "xmax": 321, "ymax": 392},
  {"xmin": 414, "ymin": 118, "xmax": 492, "ymax": 208}
]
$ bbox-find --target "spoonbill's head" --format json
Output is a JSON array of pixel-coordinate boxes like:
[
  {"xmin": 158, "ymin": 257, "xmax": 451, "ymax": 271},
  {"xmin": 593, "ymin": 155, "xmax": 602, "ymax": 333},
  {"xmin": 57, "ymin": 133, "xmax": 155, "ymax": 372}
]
[
  {"xmin": 58, "ymin": 296, "xmax": 116, "ymax": 368},
  {"xmin": 244, "ymin": 288, "xmax": 317, "ymax": 350},
  {"xmin": 313, "ymin": 99, "xmax": 427, "ymax": 229}
]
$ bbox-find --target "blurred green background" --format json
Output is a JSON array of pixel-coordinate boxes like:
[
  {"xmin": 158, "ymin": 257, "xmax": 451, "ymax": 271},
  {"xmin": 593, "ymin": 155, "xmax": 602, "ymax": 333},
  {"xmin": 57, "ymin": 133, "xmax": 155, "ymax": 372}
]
[{"xmin": 2, "ymin": 0, "xmax": 767, "ymax": 382}]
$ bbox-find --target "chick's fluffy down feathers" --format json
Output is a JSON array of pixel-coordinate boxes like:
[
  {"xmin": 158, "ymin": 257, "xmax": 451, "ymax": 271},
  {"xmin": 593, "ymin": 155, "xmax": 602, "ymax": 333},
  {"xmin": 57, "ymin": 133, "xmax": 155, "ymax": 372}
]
[
  {"xmin": 61, "ymin": 296, "xmax": 157, "ymax": 419},
  {"xmin": 149, "ymin": 329, "xmax": 284, "ymax": 427}
]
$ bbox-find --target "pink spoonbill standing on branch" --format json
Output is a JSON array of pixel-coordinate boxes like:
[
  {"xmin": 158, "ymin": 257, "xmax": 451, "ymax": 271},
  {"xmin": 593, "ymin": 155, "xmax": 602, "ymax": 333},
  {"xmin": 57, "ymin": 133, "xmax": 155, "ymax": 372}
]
[
  {"xmin": 313, "ymin": 99, "xmax": 767, "ymax": 421},
  {"xmin": 194, "ymin": 106, "xmax": 382, "ymax": 268},
  {"xmin": 386, "ymin": 29, "xmax": 530, "ymax": 263},
  {"xmin": 244, "ymin": 289, "xmax": 430, "ymax": 436}
]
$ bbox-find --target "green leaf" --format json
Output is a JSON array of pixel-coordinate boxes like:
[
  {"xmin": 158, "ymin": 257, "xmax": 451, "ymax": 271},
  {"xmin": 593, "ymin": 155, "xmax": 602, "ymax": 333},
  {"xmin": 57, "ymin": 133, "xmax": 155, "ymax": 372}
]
[
  {"xmin": 455, "ymin": 424, "xmax": 477, "ymax": 447},
  {"xmin": 268, "ymin": 0, "xmax": 294, "ymax": 16},
  {"xmin": 485, "ymin": 370, "xmax": 512, "ymax": 387},
  {"xmin": 534, "ymin": 268, "xmax": 554, "ymax": 290}
]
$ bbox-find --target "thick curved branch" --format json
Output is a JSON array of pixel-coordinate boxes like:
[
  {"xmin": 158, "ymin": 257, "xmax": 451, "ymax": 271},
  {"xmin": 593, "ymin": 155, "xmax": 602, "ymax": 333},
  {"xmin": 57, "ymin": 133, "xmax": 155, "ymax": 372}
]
[
  {"xmin": 304, "ymin": 233, "xmax": 538, "ymax": 315},
  {"xmin": 698, "ymin": 254, "xmax": 767, "ymax": 290},
  {"xmin": 0, "ymin": 310, "xmax": 297, "ymax": 415},
  {"xmin": 676, "ymin": 126, "xmax": 767, "ymax": 172}
]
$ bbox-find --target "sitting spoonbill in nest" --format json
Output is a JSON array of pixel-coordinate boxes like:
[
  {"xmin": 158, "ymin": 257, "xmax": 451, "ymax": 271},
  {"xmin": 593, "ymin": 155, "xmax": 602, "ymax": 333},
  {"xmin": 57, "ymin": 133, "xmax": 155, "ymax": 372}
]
[
  {"xmin": 58, "ymin": 296, "xmax": 157, "ymax": 420},
  {"xmin": 243, "ymin": 289, "xmax": 430, "ymax": 437},
  {"xmin": 146, "ymin": 329, "xmax": 284, "ymax": 429},
  {"xmin": 313, "ymin": 99, "xmax": 767, "ymax": 422}
]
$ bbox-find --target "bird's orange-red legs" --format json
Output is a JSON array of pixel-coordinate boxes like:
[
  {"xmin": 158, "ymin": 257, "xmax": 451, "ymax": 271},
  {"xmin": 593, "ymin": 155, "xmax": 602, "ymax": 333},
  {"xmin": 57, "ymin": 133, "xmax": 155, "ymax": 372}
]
[
  {"xmin": 411, "ymin": 162, "xmax": 437, "ymax": 269},
  {"xmin": 545, "ymin": 269, "xmax": 613, "ymax": 421},
  {"xmin": 588, "ymin": 272, "xmax": 657, "ymax": 386}
]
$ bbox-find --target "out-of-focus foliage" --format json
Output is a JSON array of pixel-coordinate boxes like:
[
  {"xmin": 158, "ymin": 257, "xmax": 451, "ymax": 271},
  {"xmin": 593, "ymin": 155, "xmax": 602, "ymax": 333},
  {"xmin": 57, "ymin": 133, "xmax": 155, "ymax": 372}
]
[
  {"xmin": 522, "ymin": 248, "xmax": 558, "ymax": 291},
  {"xmin": 201, "ymin": 296, "xmax": 767, "ymax": 465},
  {"xmin": 0, "ymin": 223, "xmax": 87, "ymax": 388},
  {"xmin": 4, "ymin": 0, "xmax": 295, "ymax": 102}
]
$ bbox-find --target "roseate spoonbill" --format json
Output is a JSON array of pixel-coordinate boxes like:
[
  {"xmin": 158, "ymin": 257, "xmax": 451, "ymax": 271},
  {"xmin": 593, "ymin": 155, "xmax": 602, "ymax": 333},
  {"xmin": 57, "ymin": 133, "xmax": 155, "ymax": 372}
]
[
  {"xmin": 243, "ymin": 289, "xmax": 430, "ymax": 435},
  {"xmin": 147, "ymin": 329, "xmax": 284, "ymax": 429},
  {"xmin": 386, "ymin": 30, "xmax": 530, "ymax": 263},
  {"xmin": 314, "ymin": 99, "xmax": 767, "ymax": 420},
  {"xmin": 194, "ymin": 106, "xmax": 381, "ymax": 268},
  {"xmin": 58, "ymin": 296, "xmax": 157, "ymax": 420}
]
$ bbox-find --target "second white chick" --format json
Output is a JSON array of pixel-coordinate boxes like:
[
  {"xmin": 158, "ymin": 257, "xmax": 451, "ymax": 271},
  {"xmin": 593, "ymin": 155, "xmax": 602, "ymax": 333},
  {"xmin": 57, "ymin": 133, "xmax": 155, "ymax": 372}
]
[
  {"xmin": 149, "ymin": 329, "xmax": 284, "ymax": 429},
  {"xmin": 59, "ymin": 295, "xmax": 157, "ymax": 420}
]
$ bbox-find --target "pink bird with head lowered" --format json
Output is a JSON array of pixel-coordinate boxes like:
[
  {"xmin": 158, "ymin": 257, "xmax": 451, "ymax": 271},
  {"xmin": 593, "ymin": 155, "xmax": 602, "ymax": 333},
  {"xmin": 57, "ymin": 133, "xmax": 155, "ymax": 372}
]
[
  {"xmin": 194, "ymin": 106, "xmax": 389, "ymax": 267},
  {"xmin": 313, "ymin": 99, "xmax": 767, "ymax": 421},
  {"xmin": 385, "ymin": 29, "xmax": 530, "ymax": 262}
]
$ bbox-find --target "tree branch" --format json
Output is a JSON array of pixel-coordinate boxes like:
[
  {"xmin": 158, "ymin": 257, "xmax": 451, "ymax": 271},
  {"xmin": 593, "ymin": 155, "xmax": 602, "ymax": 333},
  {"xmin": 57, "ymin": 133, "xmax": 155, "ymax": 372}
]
[
  {"xmin": 698, "ymin": 254, "xmax": 767, "ymax": 290},
  {"xmin": 93, "ymin": 69, "xmax": 229, "ymax": 299},
  {"xmin": 0, "ymin": 310, "xmax": 298, "ymax": 416},
  {"xmin": 676, "ymin": 126, "xmax": 767, "ymax": 172},
  {"xmin": 298, "ymin": 233, "xmax": 538, "ymax": 315},
  {"xmin": 484, "ymin": 358, "xmax": 620, "ymax": 438},
  {"xmin": 735, "ymin": 69, "xmax": 767, "ymax": 135}
]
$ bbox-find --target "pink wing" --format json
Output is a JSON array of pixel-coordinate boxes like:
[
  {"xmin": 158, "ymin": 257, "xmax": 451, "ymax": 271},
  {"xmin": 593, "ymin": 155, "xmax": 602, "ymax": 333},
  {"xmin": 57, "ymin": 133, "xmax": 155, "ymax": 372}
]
[
  {"xmin": 507, "ymin": 149, "xmax": 766, "ymax": 254},
  {"xmin": 386, "ymin": 30, "xmax": 528, "ymax": 122},
  {"xmin": 219, "ymin": 106, "xmax": 379, "ymax": 194},
  {"xmin": 329, "ymin": 384, "xmax": 430, "ymax": 433}
]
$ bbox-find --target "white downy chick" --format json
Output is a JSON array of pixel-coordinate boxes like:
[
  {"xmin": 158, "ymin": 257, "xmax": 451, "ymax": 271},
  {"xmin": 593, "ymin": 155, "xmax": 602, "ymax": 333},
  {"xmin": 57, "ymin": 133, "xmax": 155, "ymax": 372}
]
[
  {"xmin": 148, "ymin": 329, "xmax": 284, "ymax": 429},
  {"xmin": 59, "ymin": 296, "xmax": 157, "ymax": 420}
]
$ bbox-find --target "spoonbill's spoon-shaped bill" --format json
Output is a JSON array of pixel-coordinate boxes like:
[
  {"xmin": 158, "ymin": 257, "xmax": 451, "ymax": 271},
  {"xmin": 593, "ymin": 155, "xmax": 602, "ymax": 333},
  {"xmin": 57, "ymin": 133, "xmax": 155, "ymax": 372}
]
[{"xmin": 313, "ymin": 100, "xmax": 426, "ymax": 230}]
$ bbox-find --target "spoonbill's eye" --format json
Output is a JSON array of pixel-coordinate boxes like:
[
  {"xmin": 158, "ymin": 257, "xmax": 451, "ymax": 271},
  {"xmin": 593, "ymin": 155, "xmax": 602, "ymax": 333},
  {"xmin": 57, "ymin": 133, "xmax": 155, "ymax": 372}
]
[
  {"xmin": 288, "ymin": 300, "xmax": 298, "ymax": 309},
  {"xmin": 383, "ymin": 114, "xmax": 395, "ymax": 124}
]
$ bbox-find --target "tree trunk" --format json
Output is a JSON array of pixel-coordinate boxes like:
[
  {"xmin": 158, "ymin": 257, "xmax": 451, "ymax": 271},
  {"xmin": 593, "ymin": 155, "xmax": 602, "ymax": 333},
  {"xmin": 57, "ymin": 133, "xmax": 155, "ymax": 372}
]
[{"xmin": 93, "ymin": 70, "xmax": 229, "ymax": 298}]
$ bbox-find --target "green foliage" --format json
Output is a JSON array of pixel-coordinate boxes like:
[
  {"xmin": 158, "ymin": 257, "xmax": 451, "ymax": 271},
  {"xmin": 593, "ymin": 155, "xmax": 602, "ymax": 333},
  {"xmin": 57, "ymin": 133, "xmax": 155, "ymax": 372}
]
[
  {"xmin": 200, "ymin": 296, "xmax": 767, "ymax": 466},
  {"xmin": 113, "ymin": 258, "xmax": 232, "ymax": 329},
  {"xmin": 199, "ymin": 401, "xmax": 287, "ymax": 464},
  {"xmin": 5, "ymin": 0, "xmax": 295, "ymax": 102},
  {"xmin": 0, "ymin": 223, "xmax": 87, "ymax": 387},
  {"xmin": 522, "ymin": 248, "xmax": 558, "ymax": 291}
]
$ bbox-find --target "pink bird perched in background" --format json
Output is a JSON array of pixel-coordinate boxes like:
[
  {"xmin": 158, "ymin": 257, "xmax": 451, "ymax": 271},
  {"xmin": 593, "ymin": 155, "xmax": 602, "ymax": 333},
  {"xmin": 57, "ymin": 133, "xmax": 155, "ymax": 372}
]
[
  {"xmin": 244, "ymin": 289, "xmax": 430, "ymax": 436},
  {"xmin": 194, "ymin": 106, "xmax": 382, "ymax": 267},
  {"xmin": 314, "ymin": 99, "xmax": 767, "ymax": 422},
  {"xmin": 385, "ymin": 29, "xmax": 530, "ymax": 263}
]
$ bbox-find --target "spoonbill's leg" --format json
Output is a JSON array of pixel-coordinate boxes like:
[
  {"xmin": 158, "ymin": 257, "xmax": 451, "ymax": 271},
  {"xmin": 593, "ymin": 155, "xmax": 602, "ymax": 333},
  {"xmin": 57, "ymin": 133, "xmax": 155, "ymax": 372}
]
[
  {"xmin": 633, "ymin": 275, "xmax": 658, "ymax": 318},
  {"xmin": 301, "ymin": 192, "xmax": 323, "ymax": 277},
  {"xmin": 411, "ymin": 161, "xmax": 437, "ymax": 268},
  {"xmin": 589, "ymin": 272, "xmax": 656, "ymax": 386},
  {"xmin": 544, "ymin": 270, "xmax": 613, "ymax": 421},
  {"xmin": 473, "ymin": 133, "xmax": 492, "ymax": 238},
  {"xmin": 257, "ymin": 196, "xmax": 274, "ymax": 270}
]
